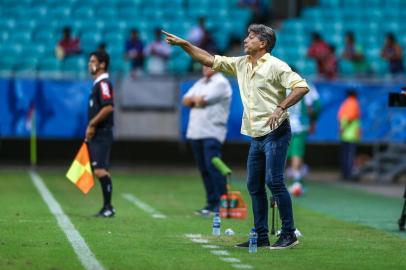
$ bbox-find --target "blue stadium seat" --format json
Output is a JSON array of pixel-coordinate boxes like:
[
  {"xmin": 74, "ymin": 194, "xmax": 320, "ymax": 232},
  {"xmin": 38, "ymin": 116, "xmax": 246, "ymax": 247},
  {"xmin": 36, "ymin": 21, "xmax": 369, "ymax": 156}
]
[
  {"xmin": 72, "ymin": 6, "xmax": 95, "ymax": 20},
  {"xmin": 96, "ymin": 7, "xmax": 118, "ymax": 21},
  {"xmin": 49, "ymin": 6, "xmax": 72, "ymax": 19},
  {"xmin": 10, "ymin": 31, "xmax": 31, "ymax": 44},
  {"xmin": 339, "ymin": 60, "xmax": 355, "ymax": 76},
  {"xmin": 38, "ymin": 58, "xmax": 61, "ymax": 72},
  {"xmin": 60, "ymin": 56, "xmax": 87, "ymax": 77},
  {"xmin": 80, "ymin": 32, "xmax": 103, "ymax": 52},
  {"xmin": 0, "ymin": 57, "xmax": 16, "ymax": 73},
  {"xmin": 15, "ymin": 57, "xmax": 39, "ymax": 75},
  {"xmin": 319, "ymin": 0, "xmax": 340, "ymax": 7}
]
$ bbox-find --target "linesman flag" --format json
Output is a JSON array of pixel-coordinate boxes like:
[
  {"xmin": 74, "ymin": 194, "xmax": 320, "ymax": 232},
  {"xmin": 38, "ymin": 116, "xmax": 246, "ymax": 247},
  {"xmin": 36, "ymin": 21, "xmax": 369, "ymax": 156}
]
[{"xmin": 66, "ymin": 143, "xmax": 94, "ymax": 194}]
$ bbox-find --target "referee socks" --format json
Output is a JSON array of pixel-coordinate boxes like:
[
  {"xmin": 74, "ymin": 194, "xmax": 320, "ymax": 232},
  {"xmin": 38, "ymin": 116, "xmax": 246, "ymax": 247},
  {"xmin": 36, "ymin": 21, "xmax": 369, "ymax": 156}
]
[{"xmin": 99, "ymin": 175, "xmax": 113, "ymax": 208}]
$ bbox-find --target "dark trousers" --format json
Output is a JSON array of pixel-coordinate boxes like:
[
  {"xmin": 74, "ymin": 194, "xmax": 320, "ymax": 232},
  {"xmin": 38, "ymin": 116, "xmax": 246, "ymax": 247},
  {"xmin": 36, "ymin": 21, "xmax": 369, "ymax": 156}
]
[
  {"xmin": 190, "ymin": 138, "xmax": 227, "ymax": 210},
  {"xmin": 340, "ymin": 141, "xmax": 356, "ymax": 180},
  {"xmin": 247, "ymin": 120, "xmax": 294, "ymax": 240}
]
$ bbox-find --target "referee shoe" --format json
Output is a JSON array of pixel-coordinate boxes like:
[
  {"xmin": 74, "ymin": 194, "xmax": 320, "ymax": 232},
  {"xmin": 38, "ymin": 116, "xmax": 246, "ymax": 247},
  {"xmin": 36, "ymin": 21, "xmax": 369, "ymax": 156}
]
[{"xmin": 95, "ymin": 205, "xmax": 115, "ymax": 218}]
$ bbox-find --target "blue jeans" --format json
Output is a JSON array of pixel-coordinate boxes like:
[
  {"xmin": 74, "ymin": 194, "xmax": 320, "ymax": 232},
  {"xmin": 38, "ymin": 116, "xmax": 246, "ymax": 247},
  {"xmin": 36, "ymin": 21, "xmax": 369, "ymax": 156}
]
[
  {"xmin": 340, "ymin": 141, "xmax": 356, "ymax": 180},
  {"xmin": 190, "ymin": 138, "xmax": 227, "ymax": 210},
  {"xmin": 247, "ymin": 120, "xmax": 294, "ymax": 239}
]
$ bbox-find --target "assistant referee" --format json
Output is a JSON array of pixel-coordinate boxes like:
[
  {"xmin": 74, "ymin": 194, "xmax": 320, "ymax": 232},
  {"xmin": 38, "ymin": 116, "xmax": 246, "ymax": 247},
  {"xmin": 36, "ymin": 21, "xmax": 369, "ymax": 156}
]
[{"xmin": 86, "ymin": 51, "xmax": 115, "ymax": 217}]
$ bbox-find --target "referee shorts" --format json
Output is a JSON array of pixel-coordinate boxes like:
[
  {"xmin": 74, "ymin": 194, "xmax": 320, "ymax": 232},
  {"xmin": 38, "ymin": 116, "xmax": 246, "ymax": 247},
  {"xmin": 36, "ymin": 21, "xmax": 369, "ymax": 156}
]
[{"xmin": 88, "ymin": 128, "xmax": 113, "ymax": 169}]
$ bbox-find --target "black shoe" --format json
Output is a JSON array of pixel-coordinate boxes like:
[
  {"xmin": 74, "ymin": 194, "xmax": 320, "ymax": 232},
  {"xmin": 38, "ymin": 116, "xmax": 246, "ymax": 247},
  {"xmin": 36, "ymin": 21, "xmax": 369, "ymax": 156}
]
[
  {"xmin": 235, "ymin": 238, "xmax": 270, "ymax": 248},
  {"xmin": 270, "ymin": 233, "xmax": 299, "ymax": 250},
  {"xmin": 95, "ymin": 206, "xmax": 115, "ymax": 218}
]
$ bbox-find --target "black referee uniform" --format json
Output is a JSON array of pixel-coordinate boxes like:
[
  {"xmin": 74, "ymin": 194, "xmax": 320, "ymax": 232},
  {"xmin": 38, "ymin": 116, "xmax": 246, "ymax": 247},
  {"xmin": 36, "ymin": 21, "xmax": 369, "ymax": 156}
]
[
  {"xmin": 88, "ymin": 73, "xmax": 115, "ymax": 217},
  {"xmin": 88, "ymin": 75, "xmax": 114, "ymax": 169}
]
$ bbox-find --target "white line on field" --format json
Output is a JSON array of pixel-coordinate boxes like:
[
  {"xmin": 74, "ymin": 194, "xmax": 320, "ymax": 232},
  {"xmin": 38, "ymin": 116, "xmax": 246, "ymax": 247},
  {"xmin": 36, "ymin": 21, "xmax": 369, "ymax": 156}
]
[
  {"xmin": 185, "ymin": 234, "xmax": 202, "ymax": 238},
  {"xmin": 211, "ymin": 250, "xmax": 229, "ymax": 256},
  {"xmin": 202, "ymin": 245, "xmax": 220, "ymax": 249},
  {"xmin": 232, "ymin": 264, "xmax": 254, "ymax": 269},
  {"xmin": 122, "ymin": 193, "xmax": 167, "ymax": 219},
  {"xmin": 191, "ymin": 238, "xmax": 209, "ymax": 243},
  {"xmin": 29, "ymin": 171, "xmax": 105, "ymax": 270},
  {"xmin": 185, "ymin": 234, "xmax": 254, "ymax": 269},
  {"xmin": 220, "ymin": 257, "xmax": 241, "ymax": 263}
]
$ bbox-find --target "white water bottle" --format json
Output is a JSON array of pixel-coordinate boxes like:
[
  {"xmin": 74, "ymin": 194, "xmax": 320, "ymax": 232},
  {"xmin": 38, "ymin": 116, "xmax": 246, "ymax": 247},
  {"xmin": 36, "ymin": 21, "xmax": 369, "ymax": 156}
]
[
  {"xmin": 248, "ymin": 228, "xmax": 257, "ymax": 253},
  {"xmin": 212, "ymin": 213, "xmax": 221, "ymax": 236}
]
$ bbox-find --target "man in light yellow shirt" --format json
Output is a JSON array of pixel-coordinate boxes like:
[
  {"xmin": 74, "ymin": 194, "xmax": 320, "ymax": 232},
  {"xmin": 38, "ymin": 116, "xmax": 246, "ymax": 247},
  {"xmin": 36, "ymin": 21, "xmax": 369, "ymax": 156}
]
[{"xmin": 163, "ymin": 24, "xmax": 309, "ymax": 249}]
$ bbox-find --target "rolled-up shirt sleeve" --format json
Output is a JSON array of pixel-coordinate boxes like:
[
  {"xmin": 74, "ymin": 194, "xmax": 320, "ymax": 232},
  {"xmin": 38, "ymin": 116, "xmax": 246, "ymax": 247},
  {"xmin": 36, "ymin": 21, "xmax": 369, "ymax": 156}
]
[
  {"xmin": 212, "ymin": 55, "xmax": 239, "ymax": 76},
  {"xmin": 277, "ymin": 62, "xmax": 309, "ymax": 89}
]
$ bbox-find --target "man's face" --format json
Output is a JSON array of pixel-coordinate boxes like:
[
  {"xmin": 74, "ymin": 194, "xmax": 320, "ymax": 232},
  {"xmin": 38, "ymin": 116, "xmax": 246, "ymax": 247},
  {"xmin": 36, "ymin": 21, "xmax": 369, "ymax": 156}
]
[
  {"xmin": 243, "ymin": 32, "xmax": 264, "ymax": 55},
  {"xmin": 88, "ymin": 55, "xmax": 101, "ymax": 75}
]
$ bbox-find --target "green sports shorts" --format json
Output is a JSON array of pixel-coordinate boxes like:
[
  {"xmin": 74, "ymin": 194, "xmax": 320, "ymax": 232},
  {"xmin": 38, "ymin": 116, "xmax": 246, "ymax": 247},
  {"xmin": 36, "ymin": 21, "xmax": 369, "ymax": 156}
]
[{"xmin": 288, "ymin": 131, "xmax": 308, "ymax": 158}]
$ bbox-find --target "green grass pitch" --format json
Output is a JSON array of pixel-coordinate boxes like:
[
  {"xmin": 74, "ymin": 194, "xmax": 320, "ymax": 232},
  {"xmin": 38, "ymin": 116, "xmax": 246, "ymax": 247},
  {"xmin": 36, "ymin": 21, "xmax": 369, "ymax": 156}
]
[{"xmin": 0, "ymin": 169, "xmax": 405, "ymax": 270}]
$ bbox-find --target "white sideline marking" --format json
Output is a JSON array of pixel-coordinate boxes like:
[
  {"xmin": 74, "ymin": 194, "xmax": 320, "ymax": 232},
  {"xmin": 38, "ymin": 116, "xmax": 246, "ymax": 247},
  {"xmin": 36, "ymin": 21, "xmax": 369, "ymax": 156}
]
[
  {"xmin": 220, "ymin": 257, "xmax": 241, "ymax": 263},
  {"xmin": 191, "ymin": 238, "xmax": 209, "ymax": 243},
  {"xmin": 211, "ymin": 250, "xmax": 229, "ymax": 256},
  {"xmin": 185, "ymin": 234, "xmax": 254, "ymax": 269},
  {"xmin": 185, "ymin": 234, "xmax": 202, "ymax": 238},
  {"xmin": 29, "ymin": 171, "xmax": 104, "ymax": 270},
  {"xmin": 202, "ymin": 245, "xmax": 220, "ymax": 249},
  {"xmin": 232, "ymin": 264, "xmax": 254, "ymax": 269},
  {"xmin": 122, "ymin": 193, "xmax": 167, "ymax": 219}
]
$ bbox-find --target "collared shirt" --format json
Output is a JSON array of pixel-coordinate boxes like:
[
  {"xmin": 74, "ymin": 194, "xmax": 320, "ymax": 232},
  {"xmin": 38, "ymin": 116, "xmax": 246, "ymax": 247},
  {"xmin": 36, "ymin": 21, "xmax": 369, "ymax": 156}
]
[
  {"xmin": 212, "ymin": 53, "xmax": 309, "ymax": 137},
  {"xmin": 89, "ymin": 73, "xmax": 114, "ymax": 129},
  {"xmin": 93, "ymin": 73, "xmax": 109, "ymax": 85},
  {"xmin": 185, "ymin": 73, "xmax": 232, "ymax": 143}
]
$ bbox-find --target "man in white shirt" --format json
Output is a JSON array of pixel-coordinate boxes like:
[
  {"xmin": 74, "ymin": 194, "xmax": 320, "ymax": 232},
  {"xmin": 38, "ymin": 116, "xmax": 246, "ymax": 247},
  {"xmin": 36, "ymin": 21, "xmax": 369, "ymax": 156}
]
[
  {"xmin": 183, "ymin": 65, "xmax": 232, "ymax": 216},
  {"xmin": 144, "ymin": 28, "xmax": 172, "ymax": 75}
]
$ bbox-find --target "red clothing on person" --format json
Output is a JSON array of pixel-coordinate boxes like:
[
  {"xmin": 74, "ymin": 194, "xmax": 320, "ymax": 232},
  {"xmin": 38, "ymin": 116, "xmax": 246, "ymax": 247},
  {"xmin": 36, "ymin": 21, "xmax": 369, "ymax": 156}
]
[
  {"xmin": 308, "ymin": 41, "xmax": 330, "ymax": 75},
  {"xmin": 59, "ymin": 38, "xmax": 81, "ymax": 55},
  {"xmin": 324, "ymin": 53, "xmax": 338, "ymax": 79}
]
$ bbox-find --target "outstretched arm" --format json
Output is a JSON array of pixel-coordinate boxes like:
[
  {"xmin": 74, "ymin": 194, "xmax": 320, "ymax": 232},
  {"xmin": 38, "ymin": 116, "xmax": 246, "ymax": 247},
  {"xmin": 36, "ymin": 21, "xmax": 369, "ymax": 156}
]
[{"xmin": 162, "ymin": 30, "xmax": 214, "ymax": 67}]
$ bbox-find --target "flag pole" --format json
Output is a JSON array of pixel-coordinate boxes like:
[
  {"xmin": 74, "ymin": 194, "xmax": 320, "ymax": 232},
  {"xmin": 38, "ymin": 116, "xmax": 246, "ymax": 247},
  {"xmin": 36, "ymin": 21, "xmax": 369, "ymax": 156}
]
[{"xmin": 30, "ymin": 107, "xmax": 37, "ymax": 167}]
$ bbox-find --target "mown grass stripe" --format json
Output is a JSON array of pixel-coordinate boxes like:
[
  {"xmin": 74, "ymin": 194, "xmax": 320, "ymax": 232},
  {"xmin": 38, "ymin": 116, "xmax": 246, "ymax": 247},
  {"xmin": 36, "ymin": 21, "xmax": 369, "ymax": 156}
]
[
  {"xmin": 122, "ymin": 193, "xmax": 167, "ymax": 219},
  {"xmin": 29, "ymin": 170, "xmax": 105, "ymax": 270}
]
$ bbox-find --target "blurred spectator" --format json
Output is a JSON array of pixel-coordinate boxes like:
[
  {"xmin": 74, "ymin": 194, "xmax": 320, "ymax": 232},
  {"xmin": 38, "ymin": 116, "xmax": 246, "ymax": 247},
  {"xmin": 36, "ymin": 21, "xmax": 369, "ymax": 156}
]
[
  {"xmin": 323, "ymin": 44, "xmax": 338, "ymax": 79},
  {"xmin": 307, "ymin": 33, "xmax": 329, "ymax": 77},
  {"xmin": 286, "ymin": 82, "xmax": 321, "ymax": 195},
  {"xmin": 381, "ymin": 33, "xmax": 404, "ymax": 75},
  {"xmin": 124, "ymin": 29, "xmax": 145, "ymax": 75},
  {"xmin": 237, "ymin": 0, "xmax": 269, "ymax": 24},
  {"xmin": 144, "ymin": 28, "xmax": 172, "ymax": 75},
  {"xmin": 338, "ymin": 89, "xmax": 361, "ymax": 181},
  {"xmin": 188, "ymin": 17, "xmax": 207, "ymax": 47},
  {"xmin": 97, "ymin": 42, "xmax": 107, "ymax": 54},
  {"xmin": 200, "ymin": 29, "xmax": 217, "ymax": 53},
  {"xmin": 342, "ymin": 32, "xmax": 368, "ymax": 75},
  {"xmin": 55, "ymin": 26, "xmax": 81, "ymax": 60}
]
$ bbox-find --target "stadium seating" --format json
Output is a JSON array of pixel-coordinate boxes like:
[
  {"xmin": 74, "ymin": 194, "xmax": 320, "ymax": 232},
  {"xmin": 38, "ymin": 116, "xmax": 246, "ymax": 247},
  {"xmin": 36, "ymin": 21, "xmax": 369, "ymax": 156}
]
[
  {"xmin": 0, "ymin": 0, "xmax": 253, "ymax": 76},
  {"xmin": 278, "ymin": 0, "xmax": 405, "ymax": 77}
]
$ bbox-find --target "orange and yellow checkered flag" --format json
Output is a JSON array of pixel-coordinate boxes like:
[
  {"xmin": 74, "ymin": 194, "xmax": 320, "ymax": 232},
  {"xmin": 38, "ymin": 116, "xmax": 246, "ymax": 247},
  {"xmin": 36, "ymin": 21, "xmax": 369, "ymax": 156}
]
[{"xmin": 66, "ymin": 143, "xmax": 94, "ymax": 194}]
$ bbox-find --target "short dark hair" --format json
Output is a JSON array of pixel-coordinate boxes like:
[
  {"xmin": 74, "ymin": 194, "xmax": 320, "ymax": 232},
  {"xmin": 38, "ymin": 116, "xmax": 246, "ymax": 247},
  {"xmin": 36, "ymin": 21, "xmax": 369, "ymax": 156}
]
[
  {"xmin": 90, "ymin": 51, "xmax": 110, "ymax": 71},
  {"xmin": 387, "ymin": 32, "xmax": 395, "ymax": 42},
  {"xmin": 345, "ymin": 31, "xmax": 354, "ymax": 40},
  {"xmin": 248, "ymin": 24, "xmax": 276, "ymax": 52}
]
